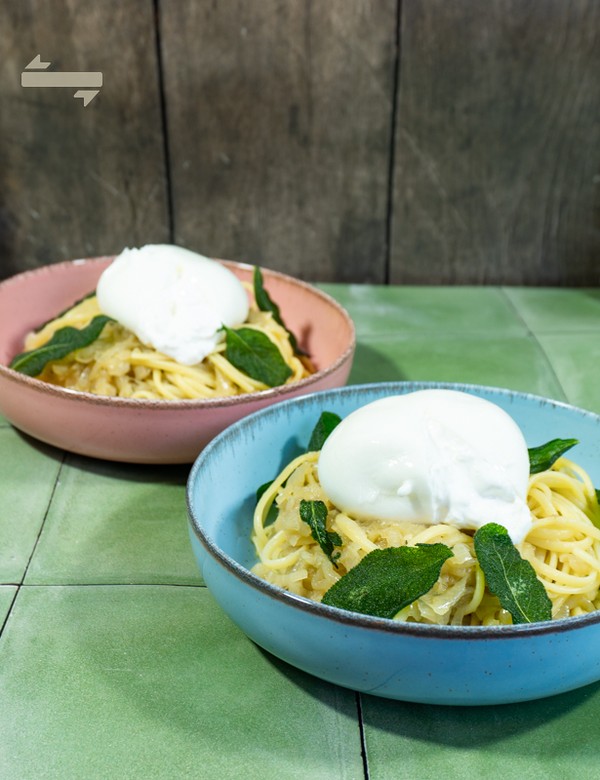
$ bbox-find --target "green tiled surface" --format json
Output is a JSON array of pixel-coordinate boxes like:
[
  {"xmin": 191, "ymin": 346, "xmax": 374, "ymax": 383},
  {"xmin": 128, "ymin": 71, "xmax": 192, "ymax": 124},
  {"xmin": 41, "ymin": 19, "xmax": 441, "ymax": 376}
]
[
  {"xmin": 504, "ymin": 288, "xmax": 600, "ymax": 334},
  {"xmin": 0, "ymin": 428, "xmax": 62, "ymax": 583},
  {"xmin": 348, "ymin": 334, "xmax": 566, "ymax": 401},
  {"xmin": 0, "ymin": 586, "xmax": 361, "ymax": 779},
  {"xmin": 1, "ymin": 285, "xmax": 599, "ymax": 778},
  {"xmin": 534, "ymin": 333, "xmax": 600, "ymax": 415},
  {"xmin": 361, "ymin": 687, "xmax": 600, "ymax": 780},
  {"xmin": 25, "ymin": 457, "xmax": 200, "ymax": 585},
  {"xmin": 0, "ymin": 586, "xmax": 17, "ymax": 624},
  {"xmin": 319, "ymin": 284, "xmax": 528, "ymax": 336}
]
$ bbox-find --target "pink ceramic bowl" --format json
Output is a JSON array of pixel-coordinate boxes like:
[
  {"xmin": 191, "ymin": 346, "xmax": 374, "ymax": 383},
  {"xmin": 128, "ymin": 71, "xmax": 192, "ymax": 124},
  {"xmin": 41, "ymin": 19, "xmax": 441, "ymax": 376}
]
[{"xmin": 0, "ymin": 257, "xmax": 355, "ymax": 463}]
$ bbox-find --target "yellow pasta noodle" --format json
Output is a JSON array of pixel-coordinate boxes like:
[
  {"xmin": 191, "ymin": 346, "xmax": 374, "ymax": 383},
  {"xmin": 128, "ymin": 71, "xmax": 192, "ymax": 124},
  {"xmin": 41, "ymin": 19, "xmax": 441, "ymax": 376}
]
[
  {"xmin": 22, "ymin": 291, "xmax": 311, "ymax": 400},
  {"xmin": 252, "ymin": 454, "xmax": 600, "ymax": 626}
]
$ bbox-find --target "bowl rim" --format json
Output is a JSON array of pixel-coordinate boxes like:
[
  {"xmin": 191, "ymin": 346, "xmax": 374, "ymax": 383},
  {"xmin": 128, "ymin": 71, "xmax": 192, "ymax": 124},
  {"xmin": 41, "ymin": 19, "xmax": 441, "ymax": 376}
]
[
  {"xmin": 187, "ymin": 379, "xmax": 600, "ymax": 641},
  {"xmin": 0, "ymin": 256, "xmax": 356, "ymax": 409}
]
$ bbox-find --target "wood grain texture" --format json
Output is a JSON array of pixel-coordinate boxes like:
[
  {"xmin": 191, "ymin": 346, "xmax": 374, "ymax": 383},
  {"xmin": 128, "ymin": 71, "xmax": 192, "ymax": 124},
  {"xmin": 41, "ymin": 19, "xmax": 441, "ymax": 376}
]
[
  {"xmin": 1, "ymin": 1, "xmax": 598, "ymax": 286},
  {"xmin": 391, "ymin": 0, "xmax": 600, "ymax": 285},
  {"xmin": 0, "ymin": 0, "xmax": 170, "ymax": 280},
  {"xmin": 159, "ymin": 0, "xmax": 396, "ymax": 283}
]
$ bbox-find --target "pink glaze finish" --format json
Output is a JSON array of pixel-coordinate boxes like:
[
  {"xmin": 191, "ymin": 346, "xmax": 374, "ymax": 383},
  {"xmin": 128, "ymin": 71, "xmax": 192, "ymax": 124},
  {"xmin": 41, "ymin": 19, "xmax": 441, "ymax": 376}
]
[{"xmin": 0, "ymin": 257, "xmax": 355, "ymax": 463}]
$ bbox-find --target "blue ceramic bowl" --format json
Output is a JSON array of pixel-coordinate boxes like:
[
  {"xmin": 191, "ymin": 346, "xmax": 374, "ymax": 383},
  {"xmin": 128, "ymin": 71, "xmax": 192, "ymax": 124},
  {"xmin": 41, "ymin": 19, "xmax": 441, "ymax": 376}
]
[{"xmin": 186, "ymin": 382, "xmax": 600, "ymax": 705}]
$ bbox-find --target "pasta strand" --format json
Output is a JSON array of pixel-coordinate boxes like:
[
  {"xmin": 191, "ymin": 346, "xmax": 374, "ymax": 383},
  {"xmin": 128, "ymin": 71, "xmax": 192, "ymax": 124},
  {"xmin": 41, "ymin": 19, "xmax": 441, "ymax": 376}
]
[
  {"xmin": 23, "ymin": 295, "xmax": 311, "ymax": 399},
  {"xmin": 252, "ymin": 454, "xmax": 600, "ymax": 625}
]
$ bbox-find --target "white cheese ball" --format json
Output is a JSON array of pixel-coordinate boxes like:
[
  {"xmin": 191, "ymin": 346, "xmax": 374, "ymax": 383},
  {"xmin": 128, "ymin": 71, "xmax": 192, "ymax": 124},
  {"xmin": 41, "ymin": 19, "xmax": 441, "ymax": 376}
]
[
  {"xmin": 318, "ymin": 389, "xmax": 532, "ymax": 543},
  {"xmin": 97, "ymin": 244, "xmax": 249, "ymax": 365}
]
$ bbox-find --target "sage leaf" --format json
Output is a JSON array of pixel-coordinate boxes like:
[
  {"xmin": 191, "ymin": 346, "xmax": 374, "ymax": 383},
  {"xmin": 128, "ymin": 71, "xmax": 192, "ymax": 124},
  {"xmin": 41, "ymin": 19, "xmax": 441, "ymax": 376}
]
[
  {"xmin": 528, "ymin": 438, "xmax": 578, "ymax": 474},
  {"xmin": 474, "ymin": 523, "xmax": 552, "ymax": 624},
  {"xmin": 10, "ymin": 315, "xmax": 112, "ymax": 377},
  {"xmin": 253, "ymin": 266, "xmax": 307, "ymax": 356},
  {"xmin": 223, "ymin": 325, "xmax": 292, "ymax": 387},
  {"xmin": 322, "ymin": 544, "xmax": 453, "ymax": 619},
  {"xmin": 307, "ymin": 411, "xmax": 342, "ymax": 451},
  {"xmin": 299, "ymin": 499, "xmax": 342, "ymax": 566}
]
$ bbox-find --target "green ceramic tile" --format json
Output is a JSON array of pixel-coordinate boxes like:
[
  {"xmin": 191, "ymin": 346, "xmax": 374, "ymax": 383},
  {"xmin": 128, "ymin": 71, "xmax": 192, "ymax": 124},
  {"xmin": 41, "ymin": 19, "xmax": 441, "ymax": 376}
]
[
  {"xmin": 319, "ymin": 284, "xmax": 527, "ymax": 337},
  {"xmin": 0, "ymin": 585, "xmax": 362, "ymax": 780},
  {"xmin": 0, "ymin": 428, "xmax": 62, "ymax": 583},
  {"xmin": 535, "ymin": 333, "xmax": 600, "ymax": 414},
  {"xmin": 25, "ymin": 457, "xmax": 200, "ymax": 585},
  {"xmin": 505, "ymin": 288, "xmax": 600, "ymax": 334},
  {"xmin": 0, "ymin": 586, "xmax": 17, "ymax": 626},
  {"xmin": 348, "ymin": 334, "xmax": 567, "ymax": 401},
  {"xmin": 361, "ymin": 687, "xmax": 600, "ymax": 779}
]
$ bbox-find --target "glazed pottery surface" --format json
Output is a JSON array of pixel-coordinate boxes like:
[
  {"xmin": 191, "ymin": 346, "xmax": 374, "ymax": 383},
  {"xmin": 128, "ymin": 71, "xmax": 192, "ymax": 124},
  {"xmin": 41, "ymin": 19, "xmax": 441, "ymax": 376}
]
[
  {"xmin": 0, "ymin": 258, "xmax": 355, "ymax": 463},
  {"xmin": 187, "ymin": 381, "xmax": 600, "ymax": 705}
]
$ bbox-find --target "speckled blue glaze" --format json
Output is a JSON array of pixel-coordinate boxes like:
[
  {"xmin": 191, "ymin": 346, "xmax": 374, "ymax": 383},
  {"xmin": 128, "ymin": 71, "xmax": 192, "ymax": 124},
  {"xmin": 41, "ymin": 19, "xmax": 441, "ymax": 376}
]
[{"xmin": 186, "ymin": 381, "xmax": 600, "ymax": 705}]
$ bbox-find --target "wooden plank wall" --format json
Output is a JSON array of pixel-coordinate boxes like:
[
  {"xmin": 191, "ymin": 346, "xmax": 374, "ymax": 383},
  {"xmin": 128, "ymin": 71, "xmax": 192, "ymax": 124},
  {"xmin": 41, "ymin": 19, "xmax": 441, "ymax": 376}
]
[{"xmin": 1, "ymin": 0, "xmax": 598, "ymax": 285}]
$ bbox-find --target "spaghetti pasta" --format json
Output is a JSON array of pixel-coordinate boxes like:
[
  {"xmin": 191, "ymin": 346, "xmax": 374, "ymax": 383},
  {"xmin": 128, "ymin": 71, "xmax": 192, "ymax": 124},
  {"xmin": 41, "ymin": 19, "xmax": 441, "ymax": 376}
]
[
  {"xmin": 252, "ymin": 453, "xmax": 600, "ymax": 626},
  {"xmin": 21, "ymin": 290, "xmax": 311, "ymax": 400}
]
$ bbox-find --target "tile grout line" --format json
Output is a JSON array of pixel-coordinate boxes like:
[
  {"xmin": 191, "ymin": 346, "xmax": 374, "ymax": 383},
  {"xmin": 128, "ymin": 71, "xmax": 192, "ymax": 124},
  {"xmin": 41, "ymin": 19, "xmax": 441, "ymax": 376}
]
[
  {"xmin": 19, "ymin": 452, "xmax": 68, "ymax": 587},
  {"xmin": 12, "ymin": 447, "xmax": 204, "ymax": 591},
  {"xmin": 499, "ymin": 287, "xmax": 536, "ymax": 337},
  {"xmin": 19, "ymin": 582, "xmax": 207, "ymax": 589},
  {"xmin": 356, "ymin": 692, "xmax": 370, "ymax": 779},
  {"xmin": 0, "ymin": 452, "xmax": 67, "ymax": 640},
  {"xmin": 500, "ymin": 287, "xmax": 570, "ymax": 403},
  {"xmin": 0, "ymin": 587, "xmax": 20, "ymax": 638}
]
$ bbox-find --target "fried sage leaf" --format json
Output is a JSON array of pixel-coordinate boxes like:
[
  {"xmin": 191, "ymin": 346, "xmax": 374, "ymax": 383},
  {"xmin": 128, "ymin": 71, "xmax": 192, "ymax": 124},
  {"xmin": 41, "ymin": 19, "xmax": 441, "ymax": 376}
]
[
  {"xmin": 322, "ymin": 543, "xmax": 453, "ymax": 619},
  {"xmin": 253, "ymin": 266, "xmax": 307, "ymax": 356},
  {"xmin": 10, "ymin": 315, "xmax": 112, "ymax": 377},
  {"xmin": 528, "ymin": 438, "xmax": 578, "ymax": 474},
  {"xmin": 222, "ymin": 325, "xmax": 292, "ymax": 387},
  {"xmin": 474, "ymin": 523, "xmax": 552, "ymax": 624},
  {"xmin": 299, "ymin": 499, "xmax": 342, "ymax": 566},
  {"xmin": 307, "ymin": 411, "xmax": 342, "ymax": 451}
]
